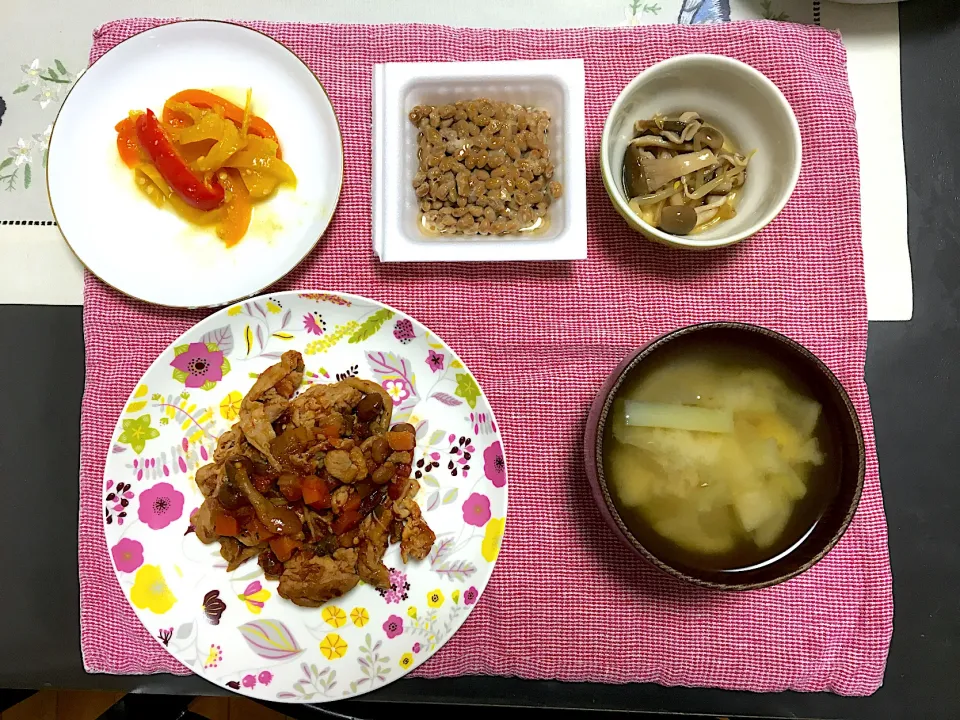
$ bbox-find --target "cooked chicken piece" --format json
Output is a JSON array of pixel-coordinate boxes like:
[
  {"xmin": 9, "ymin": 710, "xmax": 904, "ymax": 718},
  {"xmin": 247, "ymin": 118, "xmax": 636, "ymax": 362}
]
[
  {"xmin": 219, "ymin": 537, "xmax": 242, "ymax": 561},
  {"xmin": 289, "ymin": 383, "xmax": 364, "ymax": 428},
  {"xmin": 392, "ymin": 479, "xmax": 421, "ymax": 519},
  {"xmin": 387, "ymin": 451, "xmax": 412, "ymax": 465},
  {"xmin": 331, "ymin": 486, "xmax": 351, "ymax": 514},
  {"xmin": 191, "ymin": 498, "xmax": 220, "ymax": 544},
  {"xmin": 357, "ymin": 506, "xmax": 393, "ymax": 589},
  {"xmin": 277, "ymin": 549, "xmax": 359, "ymax": 607},
  {"xmin": 390, "ymin": 478, "xmax": 434, "ymax": 561},
  {"xmin": 324, "ymin": 448, "xmax": 366, "ymax": 483},
  {"xmin": 324, "ymin": 449, "xmax": 354, "ymax": 481},
  {"xmin": 401, "ymin": 515, "xmax": 436, "ymax": 562},
  {"xmin": 350, "ymin": 447, "xmax": 368, "ymax": 480},
  {"xmin": 239, "ymin": 351, "xmax": 305, "ymax": 468},
  {"xmin": 219, "ymin": 537, "xmax": 260, "ymax": 571},
  {"xmin": 212, "ymin": 425, "xmax": 244, "ymax": 464},
  {"xmin": 244, "ymin": 350, "xmax": 305, "ymax": 404},
  {"xmin": 195, "ymin": 463, "xmax": 219, "ymax": 497}
]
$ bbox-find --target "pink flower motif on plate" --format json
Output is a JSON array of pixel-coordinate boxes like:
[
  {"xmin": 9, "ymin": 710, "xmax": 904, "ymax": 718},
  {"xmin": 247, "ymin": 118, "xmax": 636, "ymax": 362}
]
[
  {"xmin": 383, "ymin": 614, "xmax": 404, "ymax": 639},
  {"xmin": 464, "ymin": 586, "xmax": 479, "ymax": 606},
  {"xmin": 483, "ymin": 441, "xmax": 506, "ymax": 488},
  {"xmin": 170, "ymin": 342, "xmax": 224, "ymax": 389},
  {"xmin": 242, "ymin": 673, "xmax": 257, "ymax": 688},
  {"xmin": 413, "ymin": 642, "xmax": 421, "ymax": 653},
  {"xmin": 426, "ymin": 349, "xmax": 445, "ymax": 372},
  {"xmin": 258, "ymin": 670, "xmax": 273, "ymax": 685},
  {"xmin": 303, "ymin": 312, "xmax": 325, "ymax": 335},
  {"xmin": 111, "ymin": 537, "xmax": 144, "ymax": 573},
  {"xmin": 138, "ymin": 481, "xmax": 185, "ymax": 530},
  {"xmin": 462, "ymin": 492, "xmax": 491, "ymax": 527}
]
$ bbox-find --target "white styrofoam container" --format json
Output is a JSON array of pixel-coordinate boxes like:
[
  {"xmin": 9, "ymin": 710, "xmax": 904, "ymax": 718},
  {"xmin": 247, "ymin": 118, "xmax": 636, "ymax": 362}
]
[{"xmin": 372, "ymin": 59, "xmax": 587, "ymax": 262}]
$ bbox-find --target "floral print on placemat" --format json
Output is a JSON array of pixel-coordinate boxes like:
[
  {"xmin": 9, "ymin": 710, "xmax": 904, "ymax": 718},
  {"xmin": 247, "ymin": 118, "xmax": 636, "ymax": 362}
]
[{"xmin": 2, "ymin": 58, "xmax": 84, "ymax": 193}]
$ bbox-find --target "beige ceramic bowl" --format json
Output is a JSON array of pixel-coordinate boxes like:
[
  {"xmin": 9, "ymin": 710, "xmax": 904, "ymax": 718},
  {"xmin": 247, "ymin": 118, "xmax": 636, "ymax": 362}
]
[{"xmin": 600, "ymin": 54, "xmax": 802, "ymax": 249}]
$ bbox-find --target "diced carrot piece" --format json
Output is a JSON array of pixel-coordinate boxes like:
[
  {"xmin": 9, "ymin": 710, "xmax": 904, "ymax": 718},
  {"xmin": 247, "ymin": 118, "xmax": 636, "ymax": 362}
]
[
  {"xmin": 331, "ymin": 509, "xmax": 363, "ymax": 535},
  {"xmin": 268, "ymin": 535, "xmax": 300, "ymax": 562},
  {"xmin": 214, "ymin": 512, "xmax": 239, "ymax": 536},
  {"xmin": 302, "ymin": 475, "xmax": 331, "ymax": 510},
  {"xmin": 386, "ymin": 431, "xmax": 416, "ymax": 451}
]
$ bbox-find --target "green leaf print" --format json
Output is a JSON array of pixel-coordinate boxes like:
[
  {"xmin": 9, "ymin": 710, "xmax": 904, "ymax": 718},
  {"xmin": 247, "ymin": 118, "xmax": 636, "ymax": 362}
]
[
  {"xmin": 13, "ymin": 84, "xmax": 28, "ymax": 94},
  {"xmin": 347, "ymin": 309, "xmax": 394, "ymax": 344},
  {"xmin": 55, "ymin": 59, "xmax": 68, "ymax": 75},
  {"xmin": 0, "ymin": 158, "xmax": 12, "ymax": 172},
  {"xmin": 23, "ymin": 164, "xmax": 31, "ymax": 190},
  {"xmin": 454, "ymin": 373, "xmax": 481, "ymax": 409},
  {"xmin": 760, "ymin": 0, "xmax": 789, "ymax": 21}
]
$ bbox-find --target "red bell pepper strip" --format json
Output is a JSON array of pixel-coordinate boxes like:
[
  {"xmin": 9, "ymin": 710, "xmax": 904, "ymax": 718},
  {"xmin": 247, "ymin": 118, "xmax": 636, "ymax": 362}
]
[{"xmin": 134, "ymin": 109, "xmax": 224, "ymax": 211}]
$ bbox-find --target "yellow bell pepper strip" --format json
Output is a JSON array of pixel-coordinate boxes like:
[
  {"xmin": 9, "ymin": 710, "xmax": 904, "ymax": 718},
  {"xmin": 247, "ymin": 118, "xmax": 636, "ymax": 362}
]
[
  {"xmin": 162, "ymin": 89, "xmax": 282, "ymax": 156},
  {"xmin": 135, "ymin": 109, "xmax": 225, "ymax": 211},
  {"xmin": 195, "ymin": 119, "xmax": 245, "ymax": 173},
  {"xmin": 224, "ymin": 136, "xmax": 297, "ymax": 190},
  {"xmin": 216, "ymin": 169, "xmax": 252, "ymax": 247}
]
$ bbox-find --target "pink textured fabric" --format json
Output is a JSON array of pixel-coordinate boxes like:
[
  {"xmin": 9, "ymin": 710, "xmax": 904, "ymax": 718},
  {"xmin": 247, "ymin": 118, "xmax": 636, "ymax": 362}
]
[{"xmin": 79, "ymin": 20, "xmax": 892, "ymax": 695}]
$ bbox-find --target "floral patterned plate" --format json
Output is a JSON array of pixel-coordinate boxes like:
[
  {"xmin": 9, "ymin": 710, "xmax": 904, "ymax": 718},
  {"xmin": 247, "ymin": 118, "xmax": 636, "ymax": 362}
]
[{"xmin": 103, "ymin": 291, "xmax": 507, "ymax": 702}]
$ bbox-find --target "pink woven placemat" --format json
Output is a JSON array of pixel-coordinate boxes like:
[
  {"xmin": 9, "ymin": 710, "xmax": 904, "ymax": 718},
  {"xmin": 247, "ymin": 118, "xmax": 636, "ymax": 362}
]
[{"xmin": 79, "ymin": 19, "xmax": 892, "ymax": 696}]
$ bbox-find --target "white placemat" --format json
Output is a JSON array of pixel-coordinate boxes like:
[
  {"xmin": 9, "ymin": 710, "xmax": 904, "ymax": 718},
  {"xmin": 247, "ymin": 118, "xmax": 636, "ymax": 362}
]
[{"xmin": 0, "ymin": 0, "xmax": 912, "ymax": 320}]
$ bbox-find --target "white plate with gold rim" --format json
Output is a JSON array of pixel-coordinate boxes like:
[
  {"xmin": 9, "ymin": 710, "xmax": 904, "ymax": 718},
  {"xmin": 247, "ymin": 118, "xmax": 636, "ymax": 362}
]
[{"xmin": 48, "ymin": 20, "xmax": 343, "ymax": 308}]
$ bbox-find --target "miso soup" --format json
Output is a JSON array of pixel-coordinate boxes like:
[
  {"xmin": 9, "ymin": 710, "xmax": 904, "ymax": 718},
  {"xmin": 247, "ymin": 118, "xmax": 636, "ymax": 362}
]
[{"xmin": 602, "ymin": 340, "xmax": 838, "ymax": 572}]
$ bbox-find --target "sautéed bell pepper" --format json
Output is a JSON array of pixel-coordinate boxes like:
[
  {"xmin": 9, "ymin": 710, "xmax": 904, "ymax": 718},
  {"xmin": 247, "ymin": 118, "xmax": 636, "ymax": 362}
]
[
  {"xmin": 216, "ymin": 169, "xmax": 252, "ymax": 248},
  {"xmin": 162, "ymin": 89, "xmax": 282, "ymax": 156},
  {"xmin": 135, "ymin": 109, "xmax": 225, "ymax": 211},
  {"xmin": 114, "ymin": 88, "xmax": 295, "ymax": 247}
]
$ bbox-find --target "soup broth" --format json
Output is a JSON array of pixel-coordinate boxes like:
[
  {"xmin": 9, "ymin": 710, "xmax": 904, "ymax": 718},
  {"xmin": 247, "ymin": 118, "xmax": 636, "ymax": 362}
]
[{"xmin": 602, "ymin": 340, "xmax": 839, "ymax": 572}]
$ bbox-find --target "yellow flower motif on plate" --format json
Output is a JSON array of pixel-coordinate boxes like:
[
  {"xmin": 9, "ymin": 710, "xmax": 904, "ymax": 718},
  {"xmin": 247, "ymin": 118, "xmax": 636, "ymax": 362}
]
[
  {"xmin": 319, "ymin": 633, "xmax": 348, "ymax": 660},
  {"xmin": 322, "ymin": 605, "xmax": 347, "ymax": 628},
  {"xmin": 399, "ymin": 652, "xmax": 414, "ymax": 669},
  {"xmin": 426, "ymin": 589, "xmax": 444, "ymax": 608},
  {"xmin": 452, "ymin": 589, "xmax": 461, "ymax": 604},
  {"xmin": 266, "ymin": 300, "xmax": 282, "ymax": 314},
  {"xmin": 130, "ymin": 564, "xmax": 176, "ymax": 614},
  {"xmin": 219, "ymin": 390, "xmax": 243, "ymax": 421},
  {"xmin": 237, "ymin": 582, "xmax": 270, "ymax": 614},
  {"xmin": 407, "ymin": 606, "xmax": 418, "ymax": 619},
  {"xmin": 350, "ymin": 607, "xmax": 369, "ymax": 627},
  {"xmin": 227, "ymin": 305, "xmax": 242, "ymax": 316},
  {"xmin": 482, "ymin": 517, "xmax": 506, "ymax": 562},
  {"xmin": 203, "ymin": 643, "xmax": 223, "ymax": 668}
]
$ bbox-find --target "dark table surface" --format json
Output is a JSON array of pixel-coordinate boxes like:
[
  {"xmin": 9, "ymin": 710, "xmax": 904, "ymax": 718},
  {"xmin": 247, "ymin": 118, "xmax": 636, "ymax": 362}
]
[{"xmin": 2, "ymin": 4, "xmax": 958, "ymax": 719}]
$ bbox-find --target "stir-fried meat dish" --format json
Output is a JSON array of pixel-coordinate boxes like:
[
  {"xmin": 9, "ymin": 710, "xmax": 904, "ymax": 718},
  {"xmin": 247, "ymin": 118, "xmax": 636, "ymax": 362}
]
[{"xmin": 191, "ymin": 350, "xmax": 436, "ymax": 607}]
